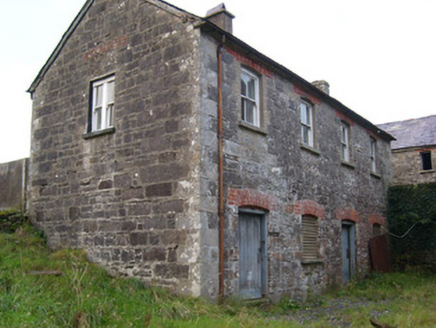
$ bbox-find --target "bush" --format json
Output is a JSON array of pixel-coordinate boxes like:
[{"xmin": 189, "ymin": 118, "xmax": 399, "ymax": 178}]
[{"xmin": 387, "ymin": 183, "xmax": 436, "ymax": 270}]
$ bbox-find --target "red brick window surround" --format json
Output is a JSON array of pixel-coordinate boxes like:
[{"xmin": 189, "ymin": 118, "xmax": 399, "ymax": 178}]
[{"xmin": 294, "ymin": 200, "xmax": 325, "ymax": 219}]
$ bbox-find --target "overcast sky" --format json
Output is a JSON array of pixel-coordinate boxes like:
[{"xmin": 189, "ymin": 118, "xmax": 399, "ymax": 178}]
[{"xmin": 1, "ymin": 0, "xmax": 435, "ymax": 163}]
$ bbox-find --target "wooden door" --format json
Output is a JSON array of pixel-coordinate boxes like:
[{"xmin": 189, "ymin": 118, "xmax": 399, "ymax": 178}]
[
  {"xmin": 239, "ymin": 211, "xmax": 266, "ymax": 299},
  {"xmin": 341, "ymin": 222, "xmax": 356, "ymax": 283}
]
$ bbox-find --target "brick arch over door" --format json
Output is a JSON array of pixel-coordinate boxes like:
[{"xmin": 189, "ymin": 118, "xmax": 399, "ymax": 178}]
[
  {"xmin": 336, "ymin": 207, "xmax": 360, "ymax": 223},
  {"xmin": 227, "ymin": 188, "xmax": 278, "ymax": 211},
  {"xmin": 294, "ymin": 200, "xmax": 325, "ymax": 218}
]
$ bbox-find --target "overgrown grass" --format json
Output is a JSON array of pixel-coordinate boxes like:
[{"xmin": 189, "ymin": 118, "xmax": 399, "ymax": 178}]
[
  {"xmin": 0, "ymin": 225, "xmax": 294, "ymax": 327},
  {"xmin": 1, "ymin": 225, "xmax": 436, "ymax": 327}
]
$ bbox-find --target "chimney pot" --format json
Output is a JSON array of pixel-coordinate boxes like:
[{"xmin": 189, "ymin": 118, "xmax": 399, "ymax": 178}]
[{"xmin": 205, "ymin": 3, "xmax": 235, "ymax": 34}]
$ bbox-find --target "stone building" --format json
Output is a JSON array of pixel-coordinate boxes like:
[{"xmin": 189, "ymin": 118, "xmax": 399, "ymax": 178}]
[
  {"xmin": 0, "ymin": 158, "xmax": 28, "ymax": 211},
  {"xmin": 378, "ymin": 115, "xmax": 436, "ymax": 186},
  {"xmin": 27, "ymin": 0, "xmax": 393, "ymax": 301}
]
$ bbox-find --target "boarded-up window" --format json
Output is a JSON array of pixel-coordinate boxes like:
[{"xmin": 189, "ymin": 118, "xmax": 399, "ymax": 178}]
[{"xmin": 302, "ymin": 215, "xmax": 319, "ymax": 260}]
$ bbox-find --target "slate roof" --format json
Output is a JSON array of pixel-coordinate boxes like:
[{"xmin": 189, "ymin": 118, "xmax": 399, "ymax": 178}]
[{"xmin": 378, "ymin": 115, "xmax": 436, "ymax": 149}]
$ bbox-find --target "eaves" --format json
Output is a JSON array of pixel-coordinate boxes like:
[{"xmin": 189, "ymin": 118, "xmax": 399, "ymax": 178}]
[{"xmin": 196, "ymin": 20, "xmax": 395, "ymax": 142}]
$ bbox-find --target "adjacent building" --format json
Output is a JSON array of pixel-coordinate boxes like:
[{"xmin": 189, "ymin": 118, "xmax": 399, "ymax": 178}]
[
  {"xmin": 27, "ymin": 0, "xmax": 393, "ymax": 301},
  {"xmin": 378, "ymin": 115, "xmax": 436, "ymax": 185}
]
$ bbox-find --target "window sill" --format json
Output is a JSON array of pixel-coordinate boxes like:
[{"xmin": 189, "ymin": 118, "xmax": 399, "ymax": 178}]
[
  {"xmin": 302, "ymin": 259, "xmax": 324, "ymax": 265},
  {"xmin": 300, "ymin": 143, "xmax": 321, "ymax": 156},
  {"xmin": 341, "ymin": 161, "xmax": 355, "ymax": 169},
  {"xmin": 420, "ymin": 169, "xmax": 435, "ymax": 174},
  {"xmin": 370, "ymin": 171, "xmax": 381, "ymax": 179},
  {"xmin": 238, "ymin": 121, "xmax": 267, "ymax": 135},
  {"xmin": 83, "ymin": 127, "xmax": 116, "ymax": 140}
]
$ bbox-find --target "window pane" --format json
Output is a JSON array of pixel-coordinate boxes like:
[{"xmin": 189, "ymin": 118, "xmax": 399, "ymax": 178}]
[
  {"xmin": 342, "ymin": 144, "xmax": 349, "ymax": 161},
  {"xmin": 245, "ymin": 100, "xmax": 255, "ymax": 124},
  {"xmin": 106, "ymin": 104, "xmax": 114, "ymax": 127},
  {"xmin": 300, "ymin": 103, "xmax": 307, "ymax": 123},
  {"xmin": 107, "ymin": 81, "xmax": 115, "ymax": 103},
  {"xmin": 341, "ymin": 125, "xmax": 347, "ymax": 143},
  {"xmin": 247, "ymin": 78, "xmax": 255, "ymax": 99},
  {"xmin": 302, "ymin": 126, "xmax": 309, "ymax": 144},
  {"xmin": 241, "ymin": 79, "xmax": 247, "ymax": 97},
  {"xmin": 94, "ymin": 107, "xmax": 102, "ymax": 130},
  {"xmin": 95, "ymin": 85, "xmax": 103, "ymax": 107}
]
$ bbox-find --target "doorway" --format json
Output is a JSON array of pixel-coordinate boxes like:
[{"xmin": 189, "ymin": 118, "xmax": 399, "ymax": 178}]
[
  {"xmin": 239, "ymin": 209, "xmax": 267, "ymax": 299},
  {"xmin": 341, "ymin": 221, "xmax": 356, "ymax": 283}
]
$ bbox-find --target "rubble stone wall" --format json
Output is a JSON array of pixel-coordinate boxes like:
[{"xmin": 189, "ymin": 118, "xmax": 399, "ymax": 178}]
[
  {"xmin": 391, "ymin": 147, "xmax": 436, "ymax": 185},
  {"xmin": 28, "ymin": 0, "xmax": 203, "ymax": 297},
  {"xmin": 200, "ymin": 34, "xmax": 392, "ymax": 301}
]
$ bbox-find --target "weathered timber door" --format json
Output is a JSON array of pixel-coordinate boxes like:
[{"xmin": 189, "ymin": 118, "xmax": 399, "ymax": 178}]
[
  {"xmin": 341, "ymin": 221, "xmax": 356, "ymax": 283},
  {"xmin": 239, "ymin": 210, "xmax": 267, "ymax": 299}
]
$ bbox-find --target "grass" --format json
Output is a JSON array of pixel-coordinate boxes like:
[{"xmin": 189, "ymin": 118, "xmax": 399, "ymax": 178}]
[{"xmin": 1, "ymin": 224, "xmax": 436, "ymax": 327}]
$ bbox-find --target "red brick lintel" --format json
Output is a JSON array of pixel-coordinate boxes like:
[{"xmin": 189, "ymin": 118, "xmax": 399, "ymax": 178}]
[
  {"xmin": 369, "ymin": 214, "xmax": 386, "ymax": 226},
  {"xmin": 294, "ymin": 86, "xmax": 321, "ymax": 105},
  {"xmin": 294, "ymin": 200, "xmax": 325, "ymax": 219},
  {"xmin": 336, "ymin": 207, "xmax": 360, "ymax": 223},
  {"xmin": 225, "ymin": 47, "xmax": 273, "ymax": 78},
  {"xmin": 228, "ymin": 188, "xmax": 278, "ymax": 211},
  {"xmin": 335, "ymin": 111, "xmax": 355, "ymax": 126}
]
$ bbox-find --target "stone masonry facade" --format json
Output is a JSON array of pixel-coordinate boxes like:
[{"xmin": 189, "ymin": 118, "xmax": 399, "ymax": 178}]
[
  {"xmin": 29, "ymin": 0, "xmax": 204, "ymax": 297},
  {"xmin": 28, "ymin": 0, "xmax": 392, "ymax": 302},
  {"xmin": 199, "ymin": 33, "xmax": 391, "ymax": 300},
  {"xmin": 389, "ymin": 147, "xmax": 436, "ymax": 185}
]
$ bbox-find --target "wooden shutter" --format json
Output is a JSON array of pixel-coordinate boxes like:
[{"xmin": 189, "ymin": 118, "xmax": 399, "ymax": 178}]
[{"xmin": 302, "ymin": 215, "xmax": 319, "ymax": 260}]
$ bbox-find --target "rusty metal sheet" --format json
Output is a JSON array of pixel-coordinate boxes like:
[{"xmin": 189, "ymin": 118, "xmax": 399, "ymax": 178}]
[{"xmin": 369, "ymin": 235, "xmax": 391, "ymax": 273}]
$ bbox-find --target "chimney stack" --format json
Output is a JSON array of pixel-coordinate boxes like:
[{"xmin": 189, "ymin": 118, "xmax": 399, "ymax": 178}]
[
  {"xmin": 311, "ymin": 80, "xmax": 330, "ymax": 95},
  {"xmin": 205, "ymin": 3, "xmax": 235, "ymax": 34}
]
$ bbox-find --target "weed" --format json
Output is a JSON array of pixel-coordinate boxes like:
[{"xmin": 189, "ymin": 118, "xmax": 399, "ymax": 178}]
[{"xmin": 1, "ymin": 225, "xmax": 436, "ymax": 327}]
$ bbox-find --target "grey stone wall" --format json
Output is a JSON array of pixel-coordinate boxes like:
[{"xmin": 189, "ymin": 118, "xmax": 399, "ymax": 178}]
[
  {"xmin": 29, "ymin": 0, "xmax": 203, "ymax": 297},
  {"xmin": 391, "ymin": 147, "xmax": 436, "ymax": 185},
  {"xmin": 0, "ymin": 158, "xmax": 28, "ymax": 211},
  {"xmin": 29, "ymin": 0, "xmax": 392, "ymax": 302},
  {"xmin": 199, "ymin": 34, "xmax": 392, "ymax": 301}
]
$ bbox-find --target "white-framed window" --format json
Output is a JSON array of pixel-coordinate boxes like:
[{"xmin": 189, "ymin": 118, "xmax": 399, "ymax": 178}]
[
  {"xmin": 241, "ymin": 68, "xmax": 260, "ymax": 127},
  {"xmin": 370, "ymin": 137, "xmax": 377, "ymax": 173},
  {"xmin": 302, "ymin": 215, "xmax": 319, "ymax": 261},
  {"xmin": 420, "ymin": 151, "xmax": 433, "ymax": 171},
  {"xmin": 300, "ymin": 101, "xmax": 314, "ymax": 147},
  {"xmin": 91, "ymin": 75, "xmax": 115, "ymax": 132},
  {"xmin": 341, "ymin": 122, "xmax": 350, "ymax": 162}
]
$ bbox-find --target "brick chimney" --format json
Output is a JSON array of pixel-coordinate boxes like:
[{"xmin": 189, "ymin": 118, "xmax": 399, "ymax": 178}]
[
  {"xmin": 205, "ymin": 3, "xmax": 235, "ymax": 34},
  {"xmin": 311, "ymin": 80, "xmax": 330, "ymax": 95}
]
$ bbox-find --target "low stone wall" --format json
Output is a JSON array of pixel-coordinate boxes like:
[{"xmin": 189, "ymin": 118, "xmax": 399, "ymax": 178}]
[{"xmin": 0, "ymin": 158, "xmax": 29, "ymax": 211}]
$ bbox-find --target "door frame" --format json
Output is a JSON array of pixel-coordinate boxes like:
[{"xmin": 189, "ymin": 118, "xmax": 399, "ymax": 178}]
[
  {"xmin": 341, "ymin": 220, "xmax": 356, "ymax": 283},
  {"xmin": 238, "ymin": 208, "xmax": 268, "ymax": 298}
]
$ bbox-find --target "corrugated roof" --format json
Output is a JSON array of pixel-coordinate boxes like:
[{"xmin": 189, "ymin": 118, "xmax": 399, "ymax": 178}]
[{"xmin": 378, "ymin": 115, "xmax": 436, "ymax": 149}]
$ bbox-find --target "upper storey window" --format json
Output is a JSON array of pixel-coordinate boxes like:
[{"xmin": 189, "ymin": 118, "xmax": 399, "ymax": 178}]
[
  {"xmin": 370, "ymin": 137, "xmax": 377, "ymax": 173},
  {"xmin": 341, "ymin": 122, "xmax": 351, "ymax": 162},
  {"xmin": 91, "ymin": 75, "xmax": 115, "ymax": 132},
  {"xmin": 241, "ymin": 68, "xmax": 260, "ymax": 127},
  {"xmin": 421, "ymin": 151, "xmax": 433, "ymax": 171},
  {"xmin": 300, "ymin": 101, "xmax": 314, "ymax": 147}
]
